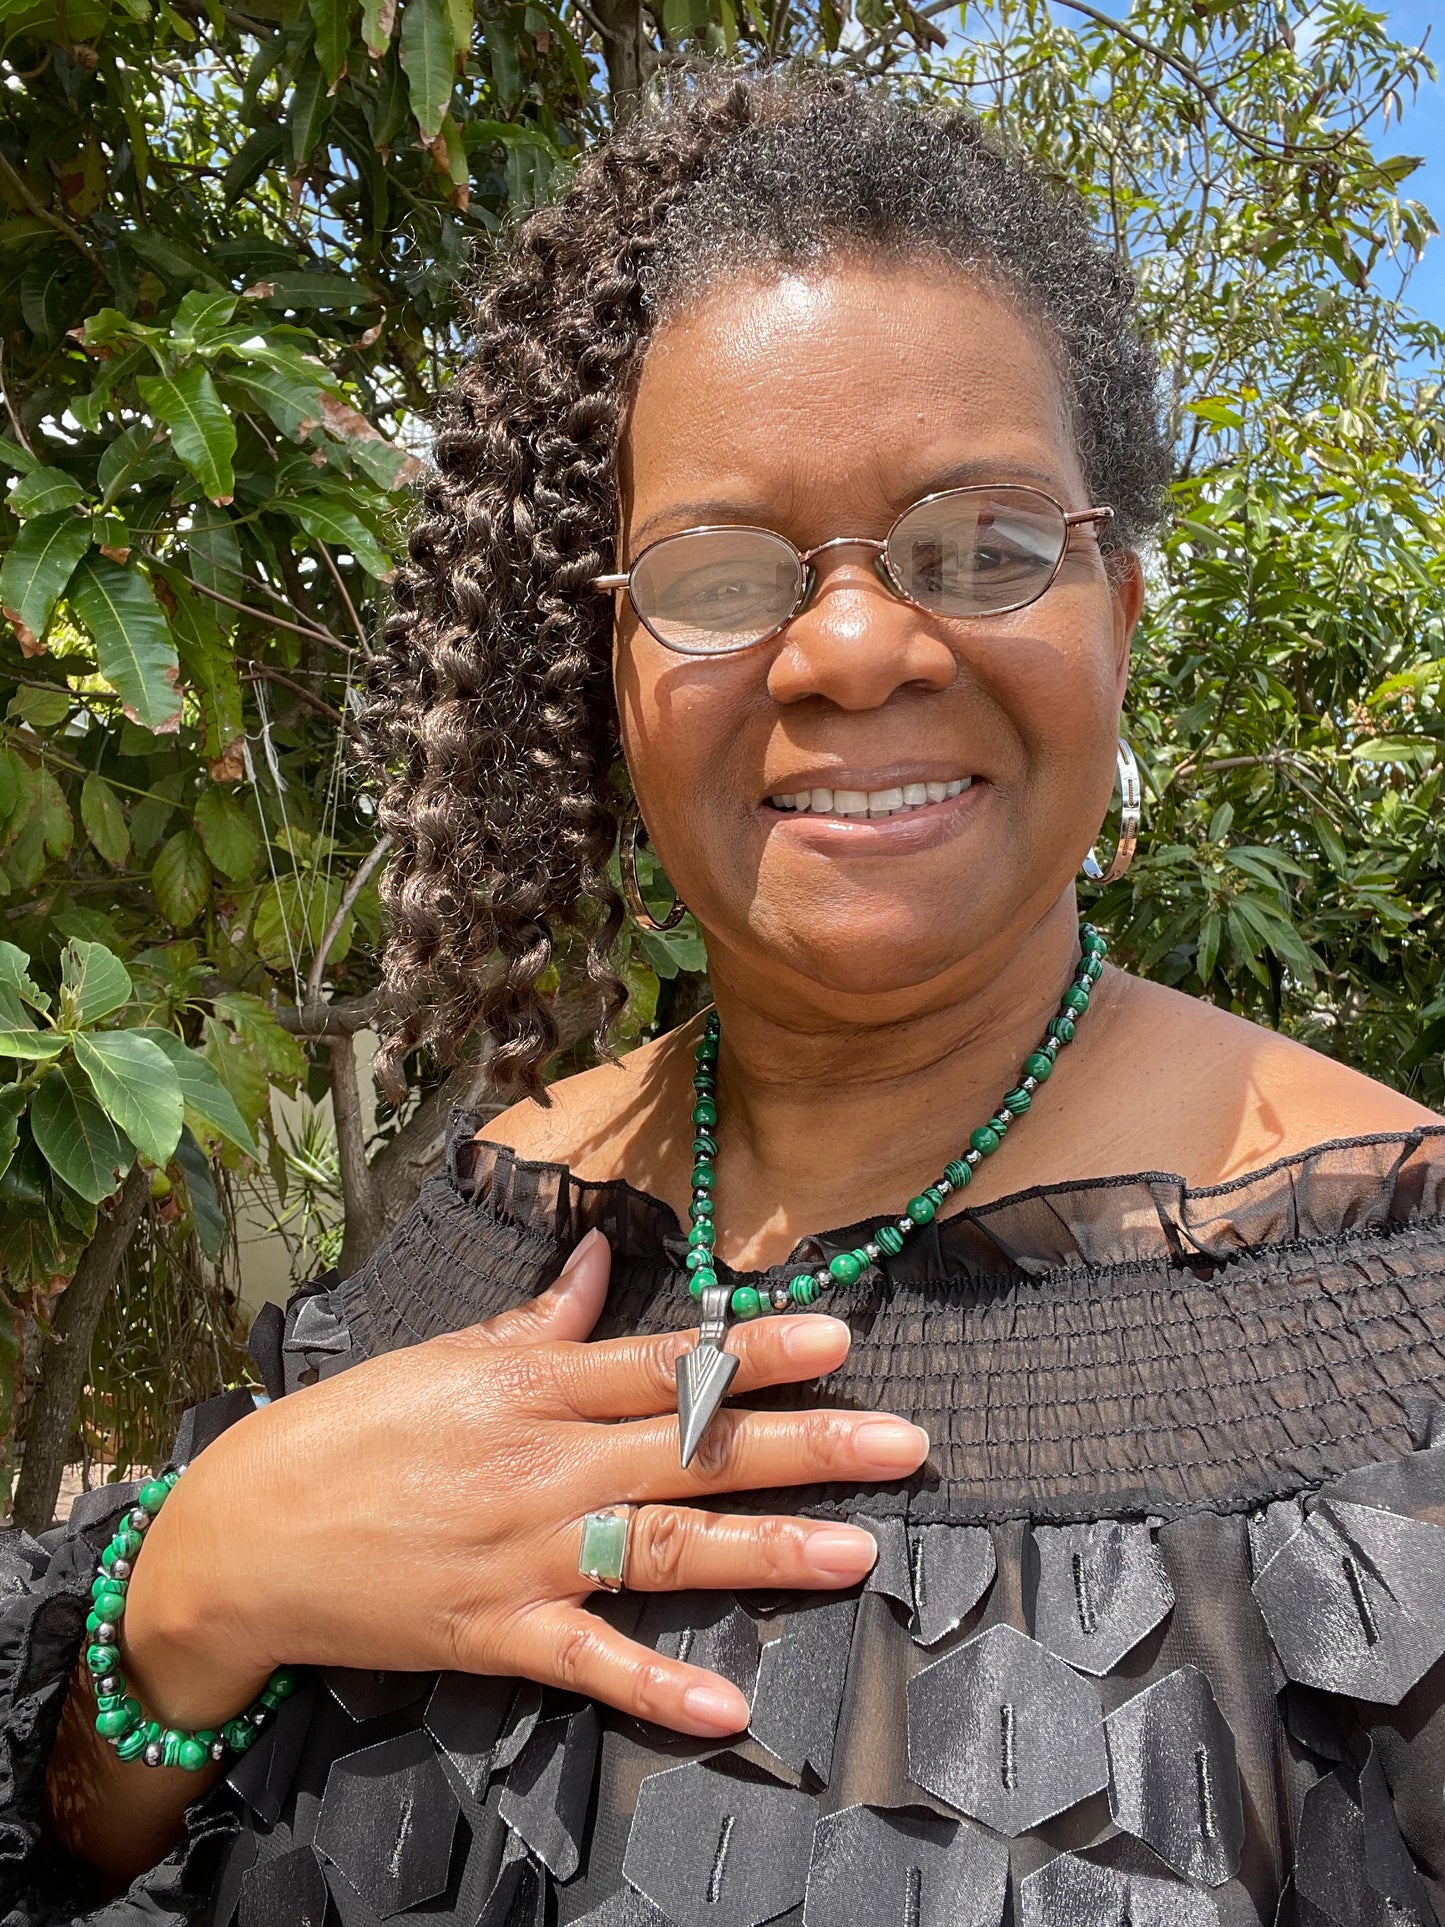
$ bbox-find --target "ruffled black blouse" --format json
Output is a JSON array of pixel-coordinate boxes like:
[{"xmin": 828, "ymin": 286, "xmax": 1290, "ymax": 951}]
[{"xmin": 6, "ymin": 1120, "xmax": 1445, "ymax": 1927}]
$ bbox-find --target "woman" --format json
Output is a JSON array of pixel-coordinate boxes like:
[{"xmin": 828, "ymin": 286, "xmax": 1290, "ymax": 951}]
[{"xmin": 9, "ymin": 68, "xmax": 1445, "ymax": 1927}]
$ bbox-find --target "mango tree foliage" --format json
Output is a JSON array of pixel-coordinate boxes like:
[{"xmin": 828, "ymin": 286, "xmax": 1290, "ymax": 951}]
[{"xmin": 0, "ymin": 0, "xmax": 1440, "ymax": 1506}]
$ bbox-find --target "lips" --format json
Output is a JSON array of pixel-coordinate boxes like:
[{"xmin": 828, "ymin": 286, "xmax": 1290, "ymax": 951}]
[{"xmin": 766, "ymin": 777, "xmax": 974, "ymax": 820}]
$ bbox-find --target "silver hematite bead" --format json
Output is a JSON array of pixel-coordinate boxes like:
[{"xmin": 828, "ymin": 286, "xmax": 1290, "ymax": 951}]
[
  {"xmin": 111, "ymin": 1558, "xmax": 132, "ymax": 1580},
  {"xmin": 770, "ymin": 1285, "xmax": 791, "ymax": 1311},
  {"xmin": 251, "ymin": 1707, "xmax": 268, "ymax": 1726},
  {"xmin": 210, "ymin": 1740, "xmax": 226, "ymax": 1762},
  {"xmin": 966, "ymin": 1149, "xmax": 982, "ymax": 1166},
  {"xmin": 897, "ymin": 1216, "xmax": 914, "ymax": 1233},
  {"xmin": 144, "ymin": 1741, "xmax": 164, "ymax": 1767},
  {"xmin": 97, "ymin": 1674, "xmax": 119, "ymax": 1696},
  {"xmin": 863, "ymin": 1242, "xmax": 881, "ymax": 1262},
  {"xmin": 1022, "ymin": 1076, "xmax": 1038, "ymax": 1093},
  {"xmin": 130, "ymin": 1508, "xmax": 151, "ymax": 1532},
  {"xmin": 95, "ymin": 1624, "xmax": 117, "ymax": 1643},
  {"xmin": 935, "ymin": 1178, "xmax": 952, "ymax": 1197}
]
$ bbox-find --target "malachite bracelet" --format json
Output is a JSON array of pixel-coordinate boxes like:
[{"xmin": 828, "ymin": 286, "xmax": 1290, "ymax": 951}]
[
  {"xmin": 683, "ymin": 923, "xmax": 1109, "ymax": 1316},
  {"xmin": 85, "ymin": 1468, "xmax": 299, "ymax": 1770}
]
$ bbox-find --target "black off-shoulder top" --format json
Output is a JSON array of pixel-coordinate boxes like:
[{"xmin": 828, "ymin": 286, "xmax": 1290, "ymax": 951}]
[{"xmin": 5, "ymin": 1120, "xmax": 1445, "ymax": 1927}]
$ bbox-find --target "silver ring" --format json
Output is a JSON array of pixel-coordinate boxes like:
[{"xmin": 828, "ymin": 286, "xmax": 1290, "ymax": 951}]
[{"xmin": 578, "ymin": 1506, "xmax": 635, "ymax": 1593}]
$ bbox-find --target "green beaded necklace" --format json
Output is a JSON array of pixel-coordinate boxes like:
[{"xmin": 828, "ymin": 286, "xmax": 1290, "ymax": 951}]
[{"xmin": 672, "ymin": 923, "xmax": 1108, "ymax": 1463}]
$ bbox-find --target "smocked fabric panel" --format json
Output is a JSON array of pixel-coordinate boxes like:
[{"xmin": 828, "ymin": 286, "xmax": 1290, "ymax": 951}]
[{"xmin": 3, "ymin": 1130, "xmax": 1445, "ymax": 1927}]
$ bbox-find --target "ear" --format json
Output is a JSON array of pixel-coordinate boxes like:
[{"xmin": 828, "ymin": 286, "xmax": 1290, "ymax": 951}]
[{"xmin": 1106, "ymin": 548, "xmax": 1145, "ymax": 704}]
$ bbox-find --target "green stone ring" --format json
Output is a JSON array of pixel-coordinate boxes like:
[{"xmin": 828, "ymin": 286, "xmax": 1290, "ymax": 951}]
[{"xmin": 578, "ymin": 1506, "xmax": 635, "ymax": 1592}]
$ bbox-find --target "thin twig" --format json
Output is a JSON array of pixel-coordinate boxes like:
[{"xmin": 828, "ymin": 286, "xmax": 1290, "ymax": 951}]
[
  {"xmin": 314, "ymin": 541, "xmax": 375, "ymax": 658},
  {"xmin": 165, "ymin": 568, "xmax": 353, "ymax": 652},
  {"xmin": 303, "ymin": 833, "xmax": 392, "ymax": 1015},
  {"xmin": 0, "ymin": 152, "xmax": 97, "ymax": 260},
  {"xmin": 0, "ymin": 343, "xmax": 37, "ymax": 460}
]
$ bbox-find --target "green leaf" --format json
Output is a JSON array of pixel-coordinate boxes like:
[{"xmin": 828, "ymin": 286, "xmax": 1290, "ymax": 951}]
[
  {"xmin": 0, "ymin": 1029, "xmax": 66, "ymax": 1059},
  {"xmin": 166, "ymin": 574, "xmax": 244, "ymax": 768},
  {"xmin": 1196, "ymin": 908, "xmax": 1221, "ymax": 987},
  {"xmin": 281, "ymin": 494, "xmax": 390, "ymax": 577},
  {"xmin": 0, "ymin": 940, "xmax": 45, "ymax": 1026},
  {"xmin": 152, "ymin": 828, "xmax": 212, "ymax": 928},
  {"xmin": 252, "ymin": 873, "xmax": 353, "ymax": 969},
  {"xmin": 170, "ymin": 290, "xmax": 240, "ymax": 346},
  {"xmin": 0, "ymin": 1082, "xmax": 25, "ymax": 1184},
  {"xmin": 6, "ymin": 684, "xmax": 71, "ymax": 727},
  {"xmin": 194, "ymin": 784, "xmax": 261, "ymax": 882},
  {"xmin": 308, "ymin": 0, "xmax": 350, "ymax": 85},
  {"xmin": 30, "ymin": 1063, "xmax": 135, "ymax": 1203},
  {"xmin": 60, "ymin": 939, "xmax": 133, "ymax": 1027},
  {"xmin": 97, "ymin": 423, "xmax": 169, "ymax": 508},
  {"xmin": 185, "ymin": 501, "xmax": 245, "ymax": 632},
  {"xmin": 4, "ymin": 765, "xmax": 72, "ymax": 887},
  {"xmin": 232, "ymin": 362, "xmax": 325, "ymax": 442},
  {"xmin": 223, "ymin": 123, "xmax": 284, "ymax": 200},
  {"xmin": 80, "ymin": 772, "xmax": 130, "ymax": 867},
  {"xmin": 137, "ymin": 366, "xmax": 237, "ymax": 504},
  {"xmin": 173, "ymin": 1126, "xmax": 224, "ymax": 1258},
  {"xmin": 68, "ymin": 555, "xmax": 182, "ymax": 733},
  {"xmin": 0, "ymin": 511, "xmax": 92, "ymax": 651},
  {"xmin": 135, "ymin": 1026, "xmax": 259, "ymax": 1158},
  {"xmin": 253, "ymin": 273, "xmax": 374, "ymax": 311},
  {"xmin": 73, "ymin": 1028, "xmax": 184, "ymax": 1166},
  {"xmin": 287, "ymin": 55, "xmax": 334, "ymax": 174},
  {"xmin": 360, "ymin": 0, "xmax": 394, "ymax": 53},
  {"xmin": 400, "ymin": 0, "xmax": 454, "ymax": 140},
  {"xmin": 6, "ymin": 468, "xmax": 87, "ymax": 518}
]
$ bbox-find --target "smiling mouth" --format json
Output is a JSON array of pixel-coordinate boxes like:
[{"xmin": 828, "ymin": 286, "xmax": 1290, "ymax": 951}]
[{"xmin": 766, "ymin": 777, "xmax": 974, "ymax": 820}]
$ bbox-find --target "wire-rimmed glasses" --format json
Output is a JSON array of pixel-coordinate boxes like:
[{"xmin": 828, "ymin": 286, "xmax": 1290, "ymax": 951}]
[{"xmin": 592, "ymin": 483, "xmax": 1115, "ymax": 657}]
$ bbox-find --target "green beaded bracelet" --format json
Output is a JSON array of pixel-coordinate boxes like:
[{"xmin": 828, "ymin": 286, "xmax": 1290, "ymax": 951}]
[{"xmin": 86, "ymin": 1467, "xmax": 299, "ymax": 1770}]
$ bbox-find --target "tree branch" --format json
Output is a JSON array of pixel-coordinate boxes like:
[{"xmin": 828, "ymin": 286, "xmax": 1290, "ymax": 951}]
[
  {"xmin": 329, "ymin": 1033, "xmax": 385, "ymax": 1276},
  {"xmin": 302, "ymin": 835, "xmax": 392, "ymax": 1018}
]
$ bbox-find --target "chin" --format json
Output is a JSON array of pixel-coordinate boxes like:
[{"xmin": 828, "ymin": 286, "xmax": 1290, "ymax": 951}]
[{"xmin": 759, "ymin": 910, "xmax": 972, "ymax": 1001}]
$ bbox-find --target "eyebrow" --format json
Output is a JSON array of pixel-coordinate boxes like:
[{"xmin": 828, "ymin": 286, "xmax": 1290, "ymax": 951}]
[{"xmin": 627, "ymin": 459, "xmax": 1072, "ymax": 546}]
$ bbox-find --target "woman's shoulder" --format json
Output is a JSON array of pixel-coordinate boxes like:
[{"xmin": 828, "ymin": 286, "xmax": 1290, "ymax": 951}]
[{"xmin": 1098, "ymin": 969, "xmax": 1439, "ymax": 1185}]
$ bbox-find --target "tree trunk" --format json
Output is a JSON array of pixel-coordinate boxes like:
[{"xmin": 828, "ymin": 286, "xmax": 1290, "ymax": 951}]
[
  {"xmin": 593, "ymin": 0, "xmax": 644, "ymax": 115},
  {"xmin": 11, "ymin": 1162, "xmax": 150, "ymax": 1535},
  {"xmin": 330, "ymin": 1033, "xmax": 386, "ymax": 1279}
]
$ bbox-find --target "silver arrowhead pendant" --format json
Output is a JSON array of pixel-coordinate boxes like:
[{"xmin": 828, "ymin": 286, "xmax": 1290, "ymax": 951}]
[{"xmin": 676, "ymin": 1283, "xmax": 739, "ymax": 1466}]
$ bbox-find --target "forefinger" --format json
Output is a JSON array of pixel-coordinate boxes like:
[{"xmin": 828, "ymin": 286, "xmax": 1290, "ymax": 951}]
[{"xmin": 544, "ymin": 1314, "xmax": 851, "ymax": 1421}]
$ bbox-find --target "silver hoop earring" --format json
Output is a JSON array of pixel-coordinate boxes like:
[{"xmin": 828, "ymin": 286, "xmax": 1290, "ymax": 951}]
[
  {"xmin": 620, "ymin": 808, "xmax": 686, "ymax": 932},
  {"xmin": 1081, "ymin": 738, "xmax": 1142, "ymax": 884}
]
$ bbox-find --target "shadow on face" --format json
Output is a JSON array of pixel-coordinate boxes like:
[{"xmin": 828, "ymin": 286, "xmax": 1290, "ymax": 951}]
[{"xmin": 613, "ymin": 254, "xmax": 1144, "ymax": 1011}]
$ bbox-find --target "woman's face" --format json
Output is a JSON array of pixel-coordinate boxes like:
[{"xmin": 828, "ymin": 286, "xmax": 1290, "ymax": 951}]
[{"xmin": 613, "ymin": 258, "xmax": 1143, "ymax": 1007}]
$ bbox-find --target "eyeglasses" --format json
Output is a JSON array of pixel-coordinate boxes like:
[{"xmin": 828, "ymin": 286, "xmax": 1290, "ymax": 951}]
[{"xmin": 592, "ymin": 484, "xmax": 1114, "ymax": 657}]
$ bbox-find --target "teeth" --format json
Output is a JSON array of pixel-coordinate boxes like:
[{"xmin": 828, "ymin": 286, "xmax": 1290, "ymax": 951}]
[{"xmin": 768, "ymin": 777, "xmax": 973, "ymax": 816}]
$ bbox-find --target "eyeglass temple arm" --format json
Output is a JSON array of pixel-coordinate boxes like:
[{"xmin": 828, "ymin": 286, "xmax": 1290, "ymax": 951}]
[
  {"xmin": 592, "ymin": 572, "xmax": 630, "ymax": 592},
  {"xmin": 1065, "ymin": 507, "xmax": 1115, "ymax": 532}
]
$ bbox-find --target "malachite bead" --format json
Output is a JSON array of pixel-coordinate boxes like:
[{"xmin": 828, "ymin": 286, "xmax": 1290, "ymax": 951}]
[
  {"xmin": 685, "ymin": 1250, "xmax": 710, "ymax": 1273},
  {"xmin": 730, "ymin": 1286, "xmax": 762, "ymax": 1318},
  {"xmin": 1023, "ymin": 1051, "xmax": 1053, "ymax": 1081},
  {"xmin": 96, "ymin": 1700, "xmax": 142, "ymax": 1739},
  {"xmin": 906, "ymin": 1195, "xmax": 936, "ymax": 1225},
  {"xmin": 95, "ymin": 1691, "xmax": 127, "ymax": 1714},
  {"xmin": 93, "ymin": 1589, "xmax": 126, "ymax": 1622},
  {"xmin": 689, "ymin": 1201, "xmax": 713, "ymax": 1224},
  {"xmin": 269, "ymin": 1671, "xmax": 298, "ymax": 1698},
  {"xmin": 691, "ymin": 1099, "xmax": 717, "ymax": 1126},
  {"xmin": 223, "ymin": 1718, "xmax": 258, "ymax": 1753},
  {"xmin": 690, "ymin": 1266, "xmax": 717, "ymax": 1293},
  {"xmin": 177, "ymin": 1738, "xmax": 209, "ymax": 1772},
  {"xmin": 695, "ymin": 1036, "xmax": 719, "ymax": 1061},
  {"xmin": 687, "ymin": 1224, "xmax": 714, "ymax": 1249},
  {"xmin": 1082, "ymin": 954, "xmax": 1104, "ymax": 982},
  {"xmin": 875, "ymin": 1223, "xmax": 905, "ymax": 1256},
  {"xmin": 1048, "ymin": 1016, "xmax": 1076, "ymax": 1043},
  {"xmin": 970, "ymin": 1125, "xmax": 1001, "ymax": 1156},
  {"xmin": 692, "ymin": 1159, "xmax": 715, "ymax": 1186},
  {"xmin": 1082, "ymin": 927, "xmax": 1107, "ymax": 955},
  {"xmin": 828, "ymin": 1250, "xmax": 863, "ymax": 1285},
  {"xmin": 92, "ymin": 1572, "xmax": 126, "ymax": 1600},
  {"xmin": 1003, "ymin": 1088, "xmax": 1032, "ymax": 1114},
  {"xmin": 692, "ymin": 1134, "xmax": 718, "ymax": 1158},
  {"xmin": 85, "ymin": 1644, "xmax": 116, "ymax": 1674},
  {"xmin": 137, "ymin": 1479, "xmax": 170, "ymax": 1514},
  {"xmin": 160, "ymin": 1729, "xmax": 186, "ymax": 1768},
  {"xmin": 1062, "ymin": 986, "xmax": 1090, "ymax": 1014},
  {"xmin": 944, "ymin": 1160, "xmax": 971, "ymax": 1189},
  {"xmin": 114, "ymin": 1725, "xmax": 153, "ymax": 1763},
  {"xmin": 789, "ymin": 1274, "xmax": 821, "ymax": 1306},
  {"xmin": 692, "ymin": 1067, "xmax": 715, "ymax": 1085},
  {"xmin": 924, "ymin": 1185, "xmax": 945, "ymax": 1206}
]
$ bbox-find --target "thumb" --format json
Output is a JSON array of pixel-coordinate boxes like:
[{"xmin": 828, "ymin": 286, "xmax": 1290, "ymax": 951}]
[{"xmin": 480, "ymin": 1227, "xmax": 611, "ymax": 1348}]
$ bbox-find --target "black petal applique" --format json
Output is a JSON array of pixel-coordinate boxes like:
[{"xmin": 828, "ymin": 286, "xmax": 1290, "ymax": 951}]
[
  {"xmin": 1292, "ymin": 1744, "xmax": 1433, "ymax": 1927},
  {"xmin": 238, "ymin": 1842, "xmax": 330, "ymax": 1927},
  {"xmin": 568, "ymin": 1887, "xmax": 677, "ymax": 1925},
  {"xmin": 635, "ymin": 1592, "xmax": 762, "ymax": 1705},
  {"xmin": 1103, "ymin": 1667, "xmax": 1243, "ymax": 1887},
  {"xmin": 424, "ymin": 1672, "xmax": 518, "ymax": 1800},
  {"xmin": 312, "ymin": 1728, "xmax": 461, "ymax": 1917},
  {"xmin": 907, "ymin": 1524, "xmax": 996, "ymax": 1648},
  {"xmin": 1252, "ymin": 1497, "xmax": 1445, "ymax": 1704},
  {"xmin": 228, "ymin": 1677, "xmax": 320, "ymax": 1827},
  {"xmin": 497, "ymin": 1705, "xmax": 600, "ymax": 1881},
  {"xmin": 801, "ymin": 1801, "xmax": 1008, "ymax": 1927},
  {"xmin": 861, "ymin": 1517, "xmax": 914, "ymax": 1614},
  {"xmin": 749, "ymin": 1593, "xmax": 858, "ymax": 1783},
  {"xmin": 212, "ymin": 1829, "xmax": 261, "ymax": 1927},
  {"xmin": 622, "ymin": 1760, "xmax": 815, "ymax": 1927},
  {"xmin": 322, "ymin": 1667, "xmax": 436, "ymax": 1724},
  {"xmin": 1028, "ymin": 1522, "xmax": 1174, "ymax": 1676},
  {"xmin": 65, "ymin": 1479, "xmax": 141, "ymax": 1534},
  {"xmin": 1016, "ymin": 1853, "xmax": 1220, "ymax": 1926},
  {"xmin": 1247, "ymin": 1499, "xmax": 1304, "ymax": 1577},
  {"xmin": 907, "ymin": 1623, "xmax": 1108, "ymax": 1834}
]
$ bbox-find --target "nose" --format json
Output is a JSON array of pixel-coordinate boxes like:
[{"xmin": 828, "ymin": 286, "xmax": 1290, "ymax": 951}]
[{"xmin": 765, "ymin": 557, "xmax": 958, "ymax": 711}]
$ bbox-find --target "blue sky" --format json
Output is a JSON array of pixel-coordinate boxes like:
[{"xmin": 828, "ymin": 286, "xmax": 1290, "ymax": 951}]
[{"xmin": 1376, "ymin": 0, "xmax": 1441, "ymax": 330}]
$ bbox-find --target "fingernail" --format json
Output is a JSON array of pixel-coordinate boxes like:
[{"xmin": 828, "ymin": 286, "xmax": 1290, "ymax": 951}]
[
  {"xmin": 804, "ymin": 1525, "xmax": 878, "ymax": 1579},
  {"xmin": 558, "ymin": 1228, "xmax": 603, "ymax": 1277},
  {"xmin": 682, "ymin": 1683, "xmax": 749, "ymax": 1732},
  {"xmin": 853, "ymin": 1419, "xmax": 930, "ymax": 1470},
  {"xmin": 782, "ymin": 1316, "xmax": 850, "ymax": 1363}
]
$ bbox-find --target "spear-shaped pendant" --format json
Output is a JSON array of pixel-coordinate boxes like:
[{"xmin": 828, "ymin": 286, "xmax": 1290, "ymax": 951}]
[{"xmin": 676, "ymin": 1283, "xmax": 738, "ymax": 1466}]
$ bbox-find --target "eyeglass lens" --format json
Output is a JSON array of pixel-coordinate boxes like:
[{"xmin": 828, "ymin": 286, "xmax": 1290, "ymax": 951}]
[{"xmin": 628, "ymin": 487, "xmax": 1071, "ymax": 653}]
